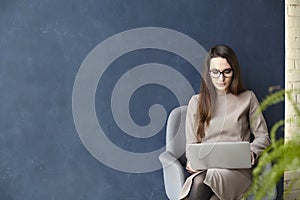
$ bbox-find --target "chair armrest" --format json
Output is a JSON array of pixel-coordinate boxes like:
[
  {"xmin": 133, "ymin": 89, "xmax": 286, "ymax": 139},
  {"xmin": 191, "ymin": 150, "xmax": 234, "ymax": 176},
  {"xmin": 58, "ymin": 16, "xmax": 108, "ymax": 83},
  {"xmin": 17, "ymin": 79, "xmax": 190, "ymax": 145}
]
[
  {"xmin": 159, "ymin": 151, "xmax": 180, "ymax": 167},
  {"xmin": 159, "ymin": 151, "xmax": 186, "ymax": 200}
]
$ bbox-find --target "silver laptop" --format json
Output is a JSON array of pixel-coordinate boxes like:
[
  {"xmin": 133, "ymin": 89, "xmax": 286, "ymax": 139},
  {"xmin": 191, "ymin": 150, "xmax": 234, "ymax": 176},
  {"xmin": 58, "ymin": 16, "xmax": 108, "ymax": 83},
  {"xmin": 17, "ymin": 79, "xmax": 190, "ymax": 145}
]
[{"xmin": 187, "ymin": 141, "xmax": 251, "ymax": 170}]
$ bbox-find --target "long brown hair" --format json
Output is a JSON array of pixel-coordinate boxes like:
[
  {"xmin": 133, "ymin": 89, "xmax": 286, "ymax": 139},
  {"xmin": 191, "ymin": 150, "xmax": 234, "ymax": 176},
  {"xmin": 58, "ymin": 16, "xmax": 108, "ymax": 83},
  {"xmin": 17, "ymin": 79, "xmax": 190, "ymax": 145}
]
[{"xmin": 196, "ymin": 44, "xmax": 245, "ymax": 142}]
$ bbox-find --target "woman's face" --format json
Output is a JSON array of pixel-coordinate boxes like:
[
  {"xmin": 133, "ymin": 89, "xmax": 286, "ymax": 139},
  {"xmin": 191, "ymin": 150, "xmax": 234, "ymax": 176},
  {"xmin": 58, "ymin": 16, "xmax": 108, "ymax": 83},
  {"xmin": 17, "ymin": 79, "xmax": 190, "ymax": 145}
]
[{"xmin": 209, "ymin": 57, "xmax": 233, "ymax": 92}]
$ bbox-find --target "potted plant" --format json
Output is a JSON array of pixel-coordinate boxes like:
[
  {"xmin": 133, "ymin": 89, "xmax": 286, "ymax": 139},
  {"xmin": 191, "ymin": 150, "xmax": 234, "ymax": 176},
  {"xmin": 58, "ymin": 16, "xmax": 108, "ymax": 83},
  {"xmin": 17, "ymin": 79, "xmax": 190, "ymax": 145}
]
[{"xmin": 246, "ymin": 89, "xmax": 300, "ymax": 199}]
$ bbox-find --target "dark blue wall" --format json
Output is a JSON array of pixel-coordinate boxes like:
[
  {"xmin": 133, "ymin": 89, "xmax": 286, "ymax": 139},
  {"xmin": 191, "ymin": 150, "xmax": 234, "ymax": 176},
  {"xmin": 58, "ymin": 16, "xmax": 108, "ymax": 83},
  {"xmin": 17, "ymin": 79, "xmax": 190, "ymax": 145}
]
[{"xmin": 0, "ymin": 0, "xmax": 284, "ymax": 199}]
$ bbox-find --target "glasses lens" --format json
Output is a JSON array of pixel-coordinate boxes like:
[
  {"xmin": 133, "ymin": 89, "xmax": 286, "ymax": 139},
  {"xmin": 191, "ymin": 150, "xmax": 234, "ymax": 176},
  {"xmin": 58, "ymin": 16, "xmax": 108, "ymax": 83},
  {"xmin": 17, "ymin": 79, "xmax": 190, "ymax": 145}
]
[
  {"xmin": 223, "ymin": 69, "xmax": 233, "ymax": 78},
  {"xmin": 210, "ymin": 69, "xmax": 221, "ymax": 78}
]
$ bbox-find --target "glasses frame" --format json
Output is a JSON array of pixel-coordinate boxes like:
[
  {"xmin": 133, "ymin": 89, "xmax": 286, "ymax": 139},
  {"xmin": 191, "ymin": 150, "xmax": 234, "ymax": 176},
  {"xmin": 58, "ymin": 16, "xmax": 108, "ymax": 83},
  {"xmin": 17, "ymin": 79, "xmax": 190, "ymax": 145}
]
[{"xmin": 209, "ymin": 68, "xmax": 233, "ymax": 79}]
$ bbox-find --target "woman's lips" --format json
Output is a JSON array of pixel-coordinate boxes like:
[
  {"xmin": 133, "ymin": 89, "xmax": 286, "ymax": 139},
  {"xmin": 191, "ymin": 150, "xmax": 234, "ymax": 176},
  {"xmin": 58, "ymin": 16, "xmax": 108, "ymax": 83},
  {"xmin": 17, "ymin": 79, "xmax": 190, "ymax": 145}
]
[{"xmin": 216, "ymin": 82, "xmax": 225, "ymax": 87}]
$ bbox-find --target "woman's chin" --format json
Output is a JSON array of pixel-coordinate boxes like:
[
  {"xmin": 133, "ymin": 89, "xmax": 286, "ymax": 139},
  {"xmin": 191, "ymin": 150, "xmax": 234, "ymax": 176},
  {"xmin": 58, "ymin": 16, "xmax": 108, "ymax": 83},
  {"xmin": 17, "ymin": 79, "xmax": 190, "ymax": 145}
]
[{"xmin": 215, "ymin": 87, "xmax": 227, "ymax": 92}]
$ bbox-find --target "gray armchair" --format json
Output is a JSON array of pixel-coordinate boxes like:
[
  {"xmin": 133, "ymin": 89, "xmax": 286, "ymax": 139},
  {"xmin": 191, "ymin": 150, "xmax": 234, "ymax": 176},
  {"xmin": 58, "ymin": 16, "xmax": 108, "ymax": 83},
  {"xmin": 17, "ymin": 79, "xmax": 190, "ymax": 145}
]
[
  {"xmin": 159, "ymin": 106, "xmax": 277, "ymax": 200},
  {"xmin": 159, "ymin": 106, "xmax": 187, "ymax": 200}
]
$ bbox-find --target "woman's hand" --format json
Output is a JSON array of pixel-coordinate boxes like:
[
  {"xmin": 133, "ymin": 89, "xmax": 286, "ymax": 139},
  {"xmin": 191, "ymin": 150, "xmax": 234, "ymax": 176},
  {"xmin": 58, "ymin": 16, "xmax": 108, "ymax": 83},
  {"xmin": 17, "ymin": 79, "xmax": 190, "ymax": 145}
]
[
  {"xmin": 186, "ymin": 161, "xmax": 198, "ymax": 174},
  {"xmin": 251, "ymin": 152, "xmax": 257, "ymax": 166}
]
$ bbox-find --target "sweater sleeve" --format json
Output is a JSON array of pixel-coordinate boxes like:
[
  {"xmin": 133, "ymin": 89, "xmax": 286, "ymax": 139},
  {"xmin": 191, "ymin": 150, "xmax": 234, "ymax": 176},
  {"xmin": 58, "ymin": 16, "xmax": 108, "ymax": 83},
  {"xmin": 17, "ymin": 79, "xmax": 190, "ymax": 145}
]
[
  {"xmin": 249, "ymin": 91, "xmax": 271, "ymax": 158},
  {"xmin": 185, "ymin": 95, "xmax": 198, "ymax": 161}
]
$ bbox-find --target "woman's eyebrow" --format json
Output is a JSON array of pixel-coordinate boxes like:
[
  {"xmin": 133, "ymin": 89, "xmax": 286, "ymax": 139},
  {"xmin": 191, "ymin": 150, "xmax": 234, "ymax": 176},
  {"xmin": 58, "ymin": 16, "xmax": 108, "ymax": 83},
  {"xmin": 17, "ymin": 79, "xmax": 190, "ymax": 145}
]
[{"xmin": 210, "ymin": 67, "xmax": 232, "ymax": 71}]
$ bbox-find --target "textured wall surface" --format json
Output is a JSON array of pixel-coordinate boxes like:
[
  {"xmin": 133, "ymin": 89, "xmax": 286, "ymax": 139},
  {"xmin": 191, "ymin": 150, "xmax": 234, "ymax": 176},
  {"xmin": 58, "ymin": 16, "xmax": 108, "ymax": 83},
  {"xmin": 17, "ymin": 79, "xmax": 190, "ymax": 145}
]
[
  {"xmin": 0, "ymin": 0, "xmax": 284, "ymax": 199},
  {"xmin": 285, "ymin": 0, "xmax": 300, "ymax": 199}
]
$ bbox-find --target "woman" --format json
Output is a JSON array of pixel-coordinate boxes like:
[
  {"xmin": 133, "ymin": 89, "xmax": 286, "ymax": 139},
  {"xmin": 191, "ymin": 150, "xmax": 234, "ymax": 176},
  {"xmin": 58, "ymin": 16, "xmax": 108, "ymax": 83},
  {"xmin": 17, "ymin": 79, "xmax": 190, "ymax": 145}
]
[{"xmin": 179, "ymin": 44, "xmax": 270, "ymax": 200}]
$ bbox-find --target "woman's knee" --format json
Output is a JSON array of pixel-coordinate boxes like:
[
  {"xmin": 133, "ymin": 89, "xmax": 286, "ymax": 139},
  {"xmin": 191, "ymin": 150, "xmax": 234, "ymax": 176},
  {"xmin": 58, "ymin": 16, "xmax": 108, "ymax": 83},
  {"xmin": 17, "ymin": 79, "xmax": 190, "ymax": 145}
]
[{"xmin": 192, "ymin": 173, "xmax": 206, "ymax": 186}]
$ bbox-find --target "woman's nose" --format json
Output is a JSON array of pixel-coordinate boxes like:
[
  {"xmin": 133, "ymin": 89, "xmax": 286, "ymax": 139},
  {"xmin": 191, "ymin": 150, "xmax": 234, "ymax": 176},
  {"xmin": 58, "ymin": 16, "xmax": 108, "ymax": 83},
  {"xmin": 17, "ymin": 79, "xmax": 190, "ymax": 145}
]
[{"xmin": 218, "ymin": 74, "xmax": 225, "ymax": 81}]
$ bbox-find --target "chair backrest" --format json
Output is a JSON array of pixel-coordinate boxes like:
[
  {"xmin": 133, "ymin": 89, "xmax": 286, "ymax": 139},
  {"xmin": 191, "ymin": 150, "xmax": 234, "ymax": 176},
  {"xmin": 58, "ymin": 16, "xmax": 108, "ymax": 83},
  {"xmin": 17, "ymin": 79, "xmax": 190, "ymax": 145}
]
[{"xmin": 165, "ymin": 106, "xmax": 187, "ymax": 165}]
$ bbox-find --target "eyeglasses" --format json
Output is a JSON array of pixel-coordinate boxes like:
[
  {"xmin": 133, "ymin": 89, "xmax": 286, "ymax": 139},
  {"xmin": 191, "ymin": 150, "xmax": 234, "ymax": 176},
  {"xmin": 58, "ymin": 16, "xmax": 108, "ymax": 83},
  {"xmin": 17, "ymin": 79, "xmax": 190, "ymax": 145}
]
[{"xmin": 209, "ymin": 68, "xmax": 233, "ymax": 79}]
